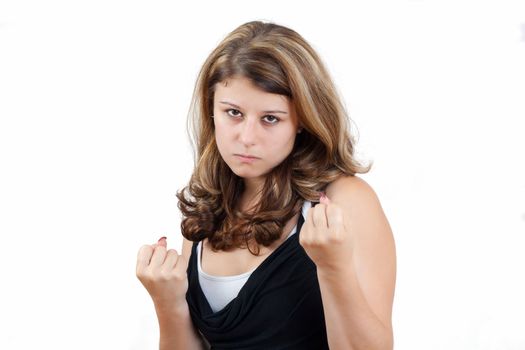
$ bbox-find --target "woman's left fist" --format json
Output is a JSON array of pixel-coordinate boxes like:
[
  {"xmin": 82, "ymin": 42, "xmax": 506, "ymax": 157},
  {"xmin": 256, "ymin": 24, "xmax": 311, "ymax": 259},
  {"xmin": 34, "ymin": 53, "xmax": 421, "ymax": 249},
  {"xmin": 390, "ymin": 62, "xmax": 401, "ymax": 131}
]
[{"xmin": 299, "ymin": 192, "xmax": 354, "ymax": 272}]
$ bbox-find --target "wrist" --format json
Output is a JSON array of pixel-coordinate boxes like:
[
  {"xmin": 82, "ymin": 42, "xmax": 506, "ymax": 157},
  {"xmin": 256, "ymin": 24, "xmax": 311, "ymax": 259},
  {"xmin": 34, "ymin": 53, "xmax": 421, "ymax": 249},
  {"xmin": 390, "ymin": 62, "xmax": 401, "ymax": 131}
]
[
  {"xmin": 316, "ymin": 262, "xmax": 355, "ymax": 281},
  {"xmin": 154, "ymin": 299, "xmax": 189, "ymax": 318}
]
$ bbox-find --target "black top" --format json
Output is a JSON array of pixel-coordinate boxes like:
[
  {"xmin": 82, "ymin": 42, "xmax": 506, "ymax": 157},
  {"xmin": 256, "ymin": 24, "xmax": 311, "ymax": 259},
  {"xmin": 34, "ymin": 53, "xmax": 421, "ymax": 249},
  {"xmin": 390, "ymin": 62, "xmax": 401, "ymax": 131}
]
[{"xmin": 185, "ymin": 203, "xmax": 329, "ymax": 349}]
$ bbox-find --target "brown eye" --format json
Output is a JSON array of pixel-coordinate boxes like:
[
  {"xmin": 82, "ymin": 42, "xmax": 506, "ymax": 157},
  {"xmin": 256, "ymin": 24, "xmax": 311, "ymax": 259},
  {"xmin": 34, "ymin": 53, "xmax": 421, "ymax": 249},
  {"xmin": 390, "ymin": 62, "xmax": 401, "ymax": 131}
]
[
  {"xmin": 226, "ymin": 109, "xmax": 242, "ymax": 117},
  {"xmin": 263, "ymin": 115, "xmax": 280, "ymax": 124}
]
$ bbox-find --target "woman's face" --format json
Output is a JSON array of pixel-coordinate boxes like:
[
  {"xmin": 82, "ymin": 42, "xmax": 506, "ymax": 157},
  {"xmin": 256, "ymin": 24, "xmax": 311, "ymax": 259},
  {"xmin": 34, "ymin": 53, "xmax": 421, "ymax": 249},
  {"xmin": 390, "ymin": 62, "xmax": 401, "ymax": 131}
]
[{"xmin": 213, "ymin": 75, "xmax": 300, "ymax": 189}]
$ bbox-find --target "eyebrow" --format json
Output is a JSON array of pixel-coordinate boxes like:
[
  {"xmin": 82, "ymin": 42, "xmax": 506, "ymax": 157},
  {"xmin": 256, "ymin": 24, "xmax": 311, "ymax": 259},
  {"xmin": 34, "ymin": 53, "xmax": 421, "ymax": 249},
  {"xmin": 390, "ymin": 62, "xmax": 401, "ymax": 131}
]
[{"xmin": 219, "ymin": 101, "xmax": 288, "ymax": 114}]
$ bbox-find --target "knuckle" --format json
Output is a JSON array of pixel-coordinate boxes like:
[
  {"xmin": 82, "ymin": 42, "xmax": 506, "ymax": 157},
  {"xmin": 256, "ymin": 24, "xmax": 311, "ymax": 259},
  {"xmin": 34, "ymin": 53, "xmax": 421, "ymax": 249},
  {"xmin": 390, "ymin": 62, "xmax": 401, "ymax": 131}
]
[
  {"xmin": 161, "ymin": 272, "xmax": 172, "ymax": 282},
  {"xmin": 308, "ymin": 239, "xmax": 319, "ymax": 247},
  {"xmin": 172, "ymin": 271, "xmax": 186, "ymax": 282},
  {"xmin": 330, "ymin": 234, "xmax": 344, "ymax": 244},
  {"xmin": 299, "ymin": 235, "xmax": 306, "ymax": 245},
  {"xmin": 308, "ymin": 236, "xmax": 325, "ymax": 246},
  {"xmin": 136, "ymin": 265, "xmax": 145, "ymax": 276},
  {"xmin": 300, "ymin": 237, "xmax": 313, "ymax": 247},
  {"xmin": 136, "ymin": 270, "xmax": 151, "ymax": 283},
  {"xmin": 143, "ymin": 269, "xmax": 157, "ymax": 282},
  {"xmin": 167, "ymin": 249, "xmax": 180, "ymax": 259},
  {"xmin": 158, "ymin": 269, "xmax": 173, "ymax": 282}
]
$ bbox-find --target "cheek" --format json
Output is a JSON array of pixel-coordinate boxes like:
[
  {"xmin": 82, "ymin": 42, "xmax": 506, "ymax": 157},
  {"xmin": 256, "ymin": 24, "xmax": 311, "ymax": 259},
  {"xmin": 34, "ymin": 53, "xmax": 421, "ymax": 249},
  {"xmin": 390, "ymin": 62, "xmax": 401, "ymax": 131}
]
[
  {"xmin": 267, "ymin": 133, "xmax": 296, "ymax": 157},
  {"xmin": 214, "ymin": 123, "xmax": 229, "ymax": 146}
]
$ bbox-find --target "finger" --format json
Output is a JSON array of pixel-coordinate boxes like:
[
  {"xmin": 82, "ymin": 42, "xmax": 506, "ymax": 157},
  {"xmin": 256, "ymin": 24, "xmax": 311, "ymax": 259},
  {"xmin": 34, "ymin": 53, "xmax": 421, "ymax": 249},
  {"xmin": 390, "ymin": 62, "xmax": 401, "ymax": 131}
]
[
  {"xmin": 148, "ymin": 237, "xmax": 167, "ymax": 266},
  {"xmin": 173, "ymin": 248, "xmax": 190, "ymax": 276},
  {"xmin": 150, "ymin": 244, "xmax": 168, "ymax": 267},
  {"xmin": 326, "ymin": 204, "xmax": 345, "ymax": 235},
  {"xmin": 312, "ymin": 203, "xmax": 328, "ymax": 229},
  {"xmin": 136, "ymin": 244, "xmax": 154, "ymax": 271},
  {"xmin": 319, "ymin": 192, "xmax": 331, "ymax": 205},
  {"xmin": 163, "ymin": 249, "xmax": 180, "ymax": 269},
  {"xmin": 157, "ymin": 236, "xmax": 167, "ymax": 248}
]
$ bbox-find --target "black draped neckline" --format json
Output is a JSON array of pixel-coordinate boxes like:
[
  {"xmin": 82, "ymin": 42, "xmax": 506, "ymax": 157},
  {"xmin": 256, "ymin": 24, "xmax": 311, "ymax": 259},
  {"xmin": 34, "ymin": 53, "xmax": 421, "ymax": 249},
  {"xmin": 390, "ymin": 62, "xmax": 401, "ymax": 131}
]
[
  {"xmin": 195, "ymin": 212, "xmax": 305, "ymax": 317},
  {"xmin": 185, "ymin": 200, "xmax": 329, "ymax": 350}
]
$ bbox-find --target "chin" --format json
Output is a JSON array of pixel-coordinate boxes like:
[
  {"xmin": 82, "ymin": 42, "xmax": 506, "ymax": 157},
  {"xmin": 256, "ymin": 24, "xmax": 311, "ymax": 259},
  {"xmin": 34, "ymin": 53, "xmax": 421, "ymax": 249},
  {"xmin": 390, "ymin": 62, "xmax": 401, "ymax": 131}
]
[
  {"xmin": 228, "ymin": 164, "xmax": 265, "ymax": 178},
  {"xmin": 231, "ymin": 169, "xmax": 261, "ymax": 178}
]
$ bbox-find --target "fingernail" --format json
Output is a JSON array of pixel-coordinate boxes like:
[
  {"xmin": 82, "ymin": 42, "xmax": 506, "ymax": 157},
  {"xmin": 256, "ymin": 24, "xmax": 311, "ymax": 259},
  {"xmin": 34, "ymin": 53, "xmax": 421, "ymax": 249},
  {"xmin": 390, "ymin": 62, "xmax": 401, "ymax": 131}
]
[{"xmin": 158, "ymin": 236, "xmax": 167, "ymax": 242}]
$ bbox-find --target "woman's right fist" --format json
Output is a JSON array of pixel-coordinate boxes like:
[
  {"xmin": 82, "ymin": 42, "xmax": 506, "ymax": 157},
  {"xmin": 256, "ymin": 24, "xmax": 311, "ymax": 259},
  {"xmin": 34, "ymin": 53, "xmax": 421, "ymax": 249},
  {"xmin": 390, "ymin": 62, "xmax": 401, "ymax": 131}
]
[{"xmin": 136, "ymin": 237, "xmax": 189, "ymax": 308}]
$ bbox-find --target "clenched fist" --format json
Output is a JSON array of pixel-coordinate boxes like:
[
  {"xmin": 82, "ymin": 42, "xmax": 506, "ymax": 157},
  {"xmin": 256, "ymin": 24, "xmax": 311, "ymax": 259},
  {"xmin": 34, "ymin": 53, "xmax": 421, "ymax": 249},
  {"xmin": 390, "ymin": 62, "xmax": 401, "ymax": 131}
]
[
  {"xmin": 136, "ymin": 237, "xmax": 189, "ymax": 309},
  {"xmin": 299, "ymin": 192, "xmax": 354, "ymax": 272}
]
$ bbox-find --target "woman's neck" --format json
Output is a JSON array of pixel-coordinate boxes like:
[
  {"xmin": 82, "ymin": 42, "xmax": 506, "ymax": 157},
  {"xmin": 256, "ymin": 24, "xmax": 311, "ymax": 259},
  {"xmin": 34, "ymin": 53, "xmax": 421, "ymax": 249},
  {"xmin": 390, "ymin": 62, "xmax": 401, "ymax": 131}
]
[
  {"xmin": 238, "ymin": 192, "xmax": 260, "ymax": 213},
  {"xmin": 239, "ymin": 179, "xmax": 265, "ymax": 213}
]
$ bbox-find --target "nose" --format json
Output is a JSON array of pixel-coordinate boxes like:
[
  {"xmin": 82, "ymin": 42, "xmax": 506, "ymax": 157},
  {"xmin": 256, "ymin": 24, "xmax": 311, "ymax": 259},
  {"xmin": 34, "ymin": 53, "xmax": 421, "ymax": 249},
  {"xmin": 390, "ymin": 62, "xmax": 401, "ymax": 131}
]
[{"xmin": 238, "ymin": 116, "xmax": 258, "ymax": 146}]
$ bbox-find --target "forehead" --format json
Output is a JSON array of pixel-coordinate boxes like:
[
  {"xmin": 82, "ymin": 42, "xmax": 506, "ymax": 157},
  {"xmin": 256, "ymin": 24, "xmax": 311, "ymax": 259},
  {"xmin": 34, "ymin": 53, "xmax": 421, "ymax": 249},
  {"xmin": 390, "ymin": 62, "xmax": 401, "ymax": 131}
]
[{"xmin": 214, "ymin": 76, "xmax": 291, "ymax": 109}]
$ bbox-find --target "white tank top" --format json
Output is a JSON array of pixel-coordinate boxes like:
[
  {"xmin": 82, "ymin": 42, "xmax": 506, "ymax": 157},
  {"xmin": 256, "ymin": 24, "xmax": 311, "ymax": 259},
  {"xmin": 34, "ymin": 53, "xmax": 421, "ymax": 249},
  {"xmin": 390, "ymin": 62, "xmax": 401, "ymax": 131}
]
[{"xmin": 197, "ymin": 200, "xmax": 312, "ymax": 313}]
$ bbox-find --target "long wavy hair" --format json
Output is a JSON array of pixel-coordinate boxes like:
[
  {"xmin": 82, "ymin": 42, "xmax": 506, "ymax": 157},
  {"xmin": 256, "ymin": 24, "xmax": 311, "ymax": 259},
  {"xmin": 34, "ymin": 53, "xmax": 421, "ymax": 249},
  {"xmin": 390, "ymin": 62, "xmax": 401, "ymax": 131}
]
[{"xmin": 176, "ymin": 20, "xmax": 372, "ymax": 255}]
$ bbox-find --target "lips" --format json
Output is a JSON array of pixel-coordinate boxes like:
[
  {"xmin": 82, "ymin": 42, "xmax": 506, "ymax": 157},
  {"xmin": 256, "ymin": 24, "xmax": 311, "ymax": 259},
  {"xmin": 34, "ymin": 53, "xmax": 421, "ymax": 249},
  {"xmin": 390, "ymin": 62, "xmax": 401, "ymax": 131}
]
[
  {"xmin": 234, "ymin": 154, "xmax": 260, "ymax": 163},
  {"xmin": 235, "ymin": 153, "xmax": 259, "ymax": 159}
]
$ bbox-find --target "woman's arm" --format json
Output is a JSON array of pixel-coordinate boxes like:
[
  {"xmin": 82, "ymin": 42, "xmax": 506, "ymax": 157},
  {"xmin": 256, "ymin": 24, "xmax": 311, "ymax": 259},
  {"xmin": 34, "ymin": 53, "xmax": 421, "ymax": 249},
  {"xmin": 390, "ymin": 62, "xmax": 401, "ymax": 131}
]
[
  {"xmin": 301, "ymin": 176, "xmax": 396, "ymax": 350},
  {"xmin": 137, "ymin": 237, "xmax": 209, "ymax": 350},
  {"xmin": 155, "ymin": 301, "xmax": 208, "ymax": 350}
]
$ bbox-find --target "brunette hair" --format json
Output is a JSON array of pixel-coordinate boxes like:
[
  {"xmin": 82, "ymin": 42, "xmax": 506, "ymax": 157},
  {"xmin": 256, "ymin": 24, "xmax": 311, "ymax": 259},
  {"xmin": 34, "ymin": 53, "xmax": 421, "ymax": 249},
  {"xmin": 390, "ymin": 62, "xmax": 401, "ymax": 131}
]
[{"xmin": 176, "ymin": 20, "xmax": 372, "ymax": 255}]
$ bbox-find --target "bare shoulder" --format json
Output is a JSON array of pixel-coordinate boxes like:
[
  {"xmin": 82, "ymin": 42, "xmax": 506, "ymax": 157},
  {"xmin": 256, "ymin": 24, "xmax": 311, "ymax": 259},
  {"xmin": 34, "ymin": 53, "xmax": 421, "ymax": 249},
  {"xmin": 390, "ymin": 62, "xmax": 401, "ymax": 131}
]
[
  {"xmin": 326, "ymin": 174, "xmax": 396, "ymax": 329},
  {"xmin": 324, "ymin": 174, "xmax": 392, "ymax": 240},
  {"xmin": 325, "ymin": 173, "xmax": 371, "ymax": 190},
  {"xmin": 325, "ymin": 174, "xmax": 381, "ymax": 210}
]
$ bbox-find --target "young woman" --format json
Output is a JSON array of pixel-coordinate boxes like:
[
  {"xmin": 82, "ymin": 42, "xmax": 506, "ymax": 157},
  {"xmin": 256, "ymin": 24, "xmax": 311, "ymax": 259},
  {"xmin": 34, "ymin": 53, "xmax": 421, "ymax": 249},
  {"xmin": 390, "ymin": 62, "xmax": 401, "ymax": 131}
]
[{"xmin": 136, "ymin": 20, "xmax": 396, "ymax": 350}]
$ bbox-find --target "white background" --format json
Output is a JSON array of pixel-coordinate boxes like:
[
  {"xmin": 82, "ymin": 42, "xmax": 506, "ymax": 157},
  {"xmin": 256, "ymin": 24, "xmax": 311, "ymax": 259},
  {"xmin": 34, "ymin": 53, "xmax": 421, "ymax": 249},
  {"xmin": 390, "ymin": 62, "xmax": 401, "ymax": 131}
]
[{"xmin": 1, "ymin": 1, "xmax": 524, "ymax": 349}]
